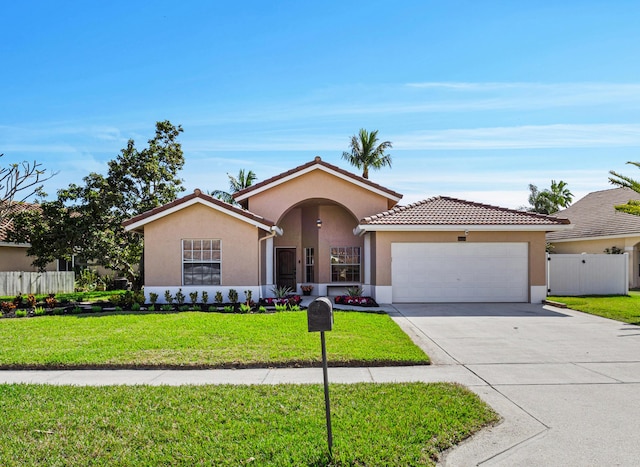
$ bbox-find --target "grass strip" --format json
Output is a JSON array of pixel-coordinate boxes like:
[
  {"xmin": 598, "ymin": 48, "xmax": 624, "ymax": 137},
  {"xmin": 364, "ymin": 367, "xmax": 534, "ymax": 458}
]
[
  {"xmin": 548, "ymin": 291, "xmax": 640, "ymax": 325},
  {"xmin": 0, "ymin": 311, "xmax": 429, "ymax": 368},
  {"xmin": 0, "ymin": 382, "xmax": 498, "ymax": 466}
]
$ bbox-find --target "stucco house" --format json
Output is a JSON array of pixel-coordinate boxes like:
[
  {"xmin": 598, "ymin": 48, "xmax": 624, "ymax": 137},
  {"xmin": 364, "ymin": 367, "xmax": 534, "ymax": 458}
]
[
  {"xmin": 547, "ymin": 187, "xmax": 640, "ymax": 288},
  {"xmin": 124, "ymin": 157, "xmax": 571, "ymax": 304},
  {"xmin": 0, "ymin": 202, "xmax": 59, "ymax": 272}
]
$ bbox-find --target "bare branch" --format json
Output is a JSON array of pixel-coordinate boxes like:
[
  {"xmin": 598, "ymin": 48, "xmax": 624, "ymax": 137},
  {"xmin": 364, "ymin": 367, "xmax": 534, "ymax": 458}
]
[{"xmin": 0, "ymin": 154, "xmax": 57, "ymax": 221}]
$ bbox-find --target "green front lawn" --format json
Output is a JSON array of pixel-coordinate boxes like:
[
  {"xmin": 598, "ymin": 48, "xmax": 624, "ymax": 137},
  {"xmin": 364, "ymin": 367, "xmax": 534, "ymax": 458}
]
[
  {"xmin": 0, "ymin": 311, "xmax": 429, "ymax": 368},
  {"xmin": 0, "ymin": 382, "xmax": 498, "ymax": 466},
  {"xmin": 548, "ymin": 291, "xmax": 640, "ymax": 325}
]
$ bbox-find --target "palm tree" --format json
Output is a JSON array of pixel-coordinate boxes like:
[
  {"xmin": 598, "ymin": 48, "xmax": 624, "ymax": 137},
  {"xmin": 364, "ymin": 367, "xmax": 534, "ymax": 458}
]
[
  {"xmin": 210, "ymin": 169, "xmax": 256, "ymax": 205},
  {"xmin": 342, "ymin": 129, "xmax": 392, "ymax": 179},
  {"xmin": 527, "ymin": 180, "xmax": 573, "ymax": 214},
  {"xmin": 609, "ymin": 161, "xmax": 640, "ymax": 215}
]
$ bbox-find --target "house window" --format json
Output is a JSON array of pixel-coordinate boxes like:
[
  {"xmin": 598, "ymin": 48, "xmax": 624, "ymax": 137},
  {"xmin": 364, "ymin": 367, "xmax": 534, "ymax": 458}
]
[
  {"xmin": 305, "ymin": 247, "xmax": 314, "ymax": 282},
  {"xmin": 182, "ymin": 239, "xmax": 221, "ymax": 285},
  {"xmin": 330, "ymin": 246, "xmax": 360, "ymax": 282}
]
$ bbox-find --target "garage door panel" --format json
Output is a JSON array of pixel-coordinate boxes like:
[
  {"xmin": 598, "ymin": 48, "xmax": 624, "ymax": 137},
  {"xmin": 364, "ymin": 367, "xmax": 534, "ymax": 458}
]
[{"xmin": 392, "ymin": 242, "xmax": 528, "ymax": 303}]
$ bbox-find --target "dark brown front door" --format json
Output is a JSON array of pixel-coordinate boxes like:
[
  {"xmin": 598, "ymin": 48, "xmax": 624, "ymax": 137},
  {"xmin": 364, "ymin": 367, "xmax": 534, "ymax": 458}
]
[{"xmin": 276, "ymin": 248, "xmax": 296, "ymax": 290}]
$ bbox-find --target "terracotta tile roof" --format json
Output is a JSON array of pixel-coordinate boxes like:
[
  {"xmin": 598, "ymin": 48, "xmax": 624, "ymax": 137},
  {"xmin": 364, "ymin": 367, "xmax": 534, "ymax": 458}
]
[
  {"xmin": 233, "ymin": 156, "xmax": 403, "ymax": 201},
  {"xmin": 360, "ymin": 196, "xmax": 570, "ymax": 226},
  {"xmin": 547, "ymin": 187, "xmax": 640, "ymax": 241},
  {"xmin": 123, "ymin": 189, "xmax": 276, "ymax": 231},
  {"xmin": 0, "ymin": 202, "xmax": 41, "ymax": 242}
]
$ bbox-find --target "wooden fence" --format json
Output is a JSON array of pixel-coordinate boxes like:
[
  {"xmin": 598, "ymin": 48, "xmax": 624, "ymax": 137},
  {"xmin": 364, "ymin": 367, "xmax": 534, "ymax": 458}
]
[{"xmin": 0, "ymin": 271, "xmax": 75, "ymax": 296}]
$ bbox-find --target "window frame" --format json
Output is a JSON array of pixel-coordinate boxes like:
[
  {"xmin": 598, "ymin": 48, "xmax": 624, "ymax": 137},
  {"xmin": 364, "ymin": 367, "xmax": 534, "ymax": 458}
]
[
  {"xmin": 330, "ymin": 246, "xmax": 361, "ymax": 283},
  {"xmin": 181, "ymin": 239, "xmax": 222, "ymax": 286}
]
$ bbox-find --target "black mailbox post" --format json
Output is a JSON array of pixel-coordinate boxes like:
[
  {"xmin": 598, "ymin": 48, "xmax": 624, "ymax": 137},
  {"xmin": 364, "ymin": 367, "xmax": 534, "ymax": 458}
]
[{"xmin": 307, "ymin": 297, "xmax": 334, "ymax": 455}]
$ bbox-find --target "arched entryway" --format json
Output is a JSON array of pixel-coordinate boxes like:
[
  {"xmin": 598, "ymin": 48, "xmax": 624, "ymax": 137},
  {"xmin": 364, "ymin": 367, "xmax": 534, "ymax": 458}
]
[{"xmin": 273, "ymin": 198, "xmax": 364, "ymax": 295}]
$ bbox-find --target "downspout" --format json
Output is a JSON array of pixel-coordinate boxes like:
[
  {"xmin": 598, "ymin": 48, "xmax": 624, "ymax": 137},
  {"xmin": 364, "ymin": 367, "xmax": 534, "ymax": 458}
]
[{"xmin": 258, "ymin": 226, "xmax": 284, "ymax": 300}]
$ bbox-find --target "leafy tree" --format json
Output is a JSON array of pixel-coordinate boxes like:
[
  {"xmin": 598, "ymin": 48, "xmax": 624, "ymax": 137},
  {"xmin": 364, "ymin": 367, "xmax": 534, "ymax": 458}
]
[
  {"xmin": 0, "ymin": 154, "xmax": 56, "ymax": 222},
  {"xmin": 9, "ymin": 121, "xmax": 184, "ymax": 285},
  {"xmin": 210, "ymin": 169, "xmax": 257, "ymax": 205},
  {"xmin": 342, "ymin": 129, "xmax": 392, "ymax": 179},
  {"xmin": 609, "ymin": 161, "xmax": 640, "ymax": 215},
  {"xmin": 527, "ymin": 180, "xmax": 573, "ymax": 214}
]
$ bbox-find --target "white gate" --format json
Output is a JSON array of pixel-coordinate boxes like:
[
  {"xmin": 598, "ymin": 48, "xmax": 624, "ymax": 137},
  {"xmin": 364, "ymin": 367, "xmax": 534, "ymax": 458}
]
[{"xmin": 547, "ymin": 254, "xmax": 629, "ymax": 296}]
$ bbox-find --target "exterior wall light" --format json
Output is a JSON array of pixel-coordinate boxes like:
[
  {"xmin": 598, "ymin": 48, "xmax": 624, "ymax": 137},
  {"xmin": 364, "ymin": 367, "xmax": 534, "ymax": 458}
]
[{"xmin": 317, "ymin": 218, "xmax": 323, "ymax": 228}]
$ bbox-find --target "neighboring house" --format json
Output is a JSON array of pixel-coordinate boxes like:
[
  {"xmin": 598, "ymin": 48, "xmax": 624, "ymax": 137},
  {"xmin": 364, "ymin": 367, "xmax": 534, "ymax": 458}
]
[
  {"xmin": 547, "ymin": 187, "xmax": 640, "ymax": 288},
  {"xmin": 124, "ymin": 157, "xmax": 571, "ymax": 304},
  {"xmin": 0, "ymin": 202, "xmax": 59, "ymax": 272}
]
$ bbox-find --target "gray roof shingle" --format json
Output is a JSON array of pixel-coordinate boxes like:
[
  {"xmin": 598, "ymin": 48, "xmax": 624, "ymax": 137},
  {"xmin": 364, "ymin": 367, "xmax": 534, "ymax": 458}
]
[{"xmin": 547, "ymin": 187, "xmax": 640, "ymax": 241}]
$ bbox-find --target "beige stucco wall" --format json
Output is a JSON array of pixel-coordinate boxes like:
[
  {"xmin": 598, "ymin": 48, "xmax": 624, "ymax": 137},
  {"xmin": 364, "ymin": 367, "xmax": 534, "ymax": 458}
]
[
  {"xmin": 246, "ymin": 170, "xmax": 393, "ymax": 224},
  {"xmin": 142, "ymin": 203, "xmax": 263, "ymax": 287},
  {"xmin": 371, "ymin": 230, "xmax": 548, "ymax": 288},
  {"xmin": 0, "ymin": 245, "xmax": 57, "ymax": 272}
]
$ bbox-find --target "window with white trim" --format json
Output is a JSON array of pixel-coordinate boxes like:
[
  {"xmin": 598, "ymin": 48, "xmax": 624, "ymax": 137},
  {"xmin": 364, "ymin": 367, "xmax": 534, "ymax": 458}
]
[
  {"xmin": 330, "ymin": 246, "xmax": 360, "ymax": 282},
  {"xmin": 304, "ymin": 247, "xmax": 314, "ymax": 282},
  {"xmin": 182, "ymin": 239, "xmax": 221, "ymax": 285}
]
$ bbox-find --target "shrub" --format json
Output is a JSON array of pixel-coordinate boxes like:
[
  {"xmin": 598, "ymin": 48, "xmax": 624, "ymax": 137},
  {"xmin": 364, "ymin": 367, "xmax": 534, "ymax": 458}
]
[
  {"xmin": 201, "ymin": 291, "xmax": 209, "ymax": 304},
  {"xmin": 164, "ymin": 290, "xmax": 173, "ymax": 305},
  {"xmin": 346, "ymin": 286, "xmax": 363, "ymax": 297},
  {"xmin": 175, "ymin": 288, "xmax": 186, "ymax": 305},
  {"xmin": 208, "ymin": 305, "xmax": 217, "ymax": 312},
  {"xmin": 12, "ymin": 293, "xmax": 24, "ymax": 307},
  {"xmin": 72, "ymin": 306, "xmax": 83, "ymax": 314},
  {"xmin": 214, "ymin": 291, "xmax": 223, "ymax": 304},
  {"xmin": 258, "ymin": 306, "xmax": 267, "ymax": 313},
  {"xmin": 15, "ymin": 309, "xmax": 27, "ymax": 318},
  {"xmin": 275, "ymin": 304, "xmax": 288, "ymax": 312},
  {"xmin": 33, "ymin": 306, "xmax": 46, "ymax": 316},
  {"xmin": 244, "ymin": 290, "xmax": 252, "ymax": 305},
  {"xmin": 131, "ymin": 303, "xmax": 141, "ymax": 312},
  {"xmin": 271, "ymin": 285, "xmax": 293, "ymax": 298},
  {"xmin": 161, "ymin": 304, "xmax": 173, "ymax": 312},
  {"xmin": 192, "ymin": 305, "xmax": 201, "ymax": 312},
  {"xmin": 52, "ymin": 308, "xmax": 64, "ymax": 315},
  {"xmin": 1, "ymin": 301, "xmax": 16, "ymax": 314},
  {"xmin": 114, "ymin": 306, "xmax": 123, "ymax": 312},
  {"xmin": 178, "ymin": 305, "xmax": 190, "ymax": 312},
  {"xmin": 26, "ymin": 294, "xmax": 37, "ymax": 308},
  {"xmin": 223, "ymin": 305, "xmax": 234, "ymax": 313},
  {"xmin": 148, "ymin": 293, "xmax": 159, "ymax": 305},
  {"xmin": 239, "ymin": 303, "xmax": 251, "ymax": 313},
  {"xmin": 147, "ymin": 305, "xmax": 155, "ymax": 312},
  {"xmin": 189, "ymin": 291, "xmax": 198, "ymax": 305},
  {"xmin": 228, "ymin": 289, "xmax": 238, "ymax": 304},
  {"xmin": 91, "ymin": 305, "xmax": 102, "ymax": 313}
]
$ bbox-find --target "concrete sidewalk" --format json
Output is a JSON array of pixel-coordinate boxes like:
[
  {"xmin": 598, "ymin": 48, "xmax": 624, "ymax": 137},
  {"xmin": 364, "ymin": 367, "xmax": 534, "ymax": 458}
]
[{"xmin": 0, "ymin": 364, "xmax": 480, "ymax": 386}]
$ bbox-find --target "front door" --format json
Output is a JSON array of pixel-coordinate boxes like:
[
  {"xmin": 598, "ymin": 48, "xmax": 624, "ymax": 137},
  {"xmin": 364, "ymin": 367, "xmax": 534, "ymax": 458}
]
[{"xmin": 276, "ymin": 248, "xmax": 296, "ymax": 291}]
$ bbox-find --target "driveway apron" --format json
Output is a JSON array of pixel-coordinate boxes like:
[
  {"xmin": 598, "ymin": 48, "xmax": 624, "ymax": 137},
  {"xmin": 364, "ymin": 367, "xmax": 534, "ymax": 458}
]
[{"xmin": 390, "ymin": 303, "xmax": 640, "ymax": 467}]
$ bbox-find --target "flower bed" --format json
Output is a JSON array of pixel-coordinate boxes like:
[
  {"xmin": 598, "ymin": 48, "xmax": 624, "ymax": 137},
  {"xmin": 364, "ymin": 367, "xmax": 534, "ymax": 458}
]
[
  {"xmin": 259, "ymin": 295, "xmax": 302, "ymax": 306},
  {"xmin": 334, "ymin": 296, "xmax": 379, "ymax": 307}
]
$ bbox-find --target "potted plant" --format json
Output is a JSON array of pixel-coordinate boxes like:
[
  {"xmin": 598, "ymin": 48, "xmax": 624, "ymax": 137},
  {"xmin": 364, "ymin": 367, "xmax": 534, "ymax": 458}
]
[{"xmin": 300, "ymin": 285, "xmax": 314, "ymax": 296}]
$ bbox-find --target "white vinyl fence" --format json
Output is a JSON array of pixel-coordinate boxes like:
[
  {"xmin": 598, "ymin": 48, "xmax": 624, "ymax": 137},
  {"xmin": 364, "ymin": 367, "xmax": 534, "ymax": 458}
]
[
  {"xmin": 547, "ymin": 254, "xmax": 629, "ymax": 296},
  {"xmin": 0, "ymin": 271, "xmax": 75, "ymax": 296}
]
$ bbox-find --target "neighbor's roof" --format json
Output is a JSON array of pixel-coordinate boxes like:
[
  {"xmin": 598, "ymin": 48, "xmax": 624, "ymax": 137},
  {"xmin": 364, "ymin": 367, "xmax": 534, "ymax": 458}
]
[
  {"xmin": 356, "ymin": 196, "xmax": 571, "ymax": 232},
  {"xmin": 233, "ymin": 156, "xmax": 403, "ymax": 203},
  {"xmin": 547, "ymin": 187, "xmax": 640, "ymax": 242},
  {"xmin": 0, "ymin": 202, "xmax": 40, "ymax": 243},
  {"xmin": 123, "ymin": 189, "xmax": 277, "ymax": 233}
]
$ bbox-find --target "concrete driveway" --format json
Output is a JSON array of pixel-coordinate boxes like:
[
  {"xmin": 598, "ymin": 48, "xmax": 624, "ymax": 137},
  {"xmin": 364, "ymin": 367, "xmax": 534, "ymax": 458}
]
[{"xmin": 390, "ymin": 303, "xmax": 640, "ymax": 467}]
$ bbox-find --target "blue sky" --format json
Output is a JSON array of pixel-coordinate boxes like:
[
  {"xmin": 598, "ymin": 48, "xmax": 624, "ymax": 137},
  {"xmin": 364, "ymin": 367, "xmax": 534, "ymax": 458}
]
[{"xmin": 2, "ymin": 1, "xmax": 640, "ymax": 208}]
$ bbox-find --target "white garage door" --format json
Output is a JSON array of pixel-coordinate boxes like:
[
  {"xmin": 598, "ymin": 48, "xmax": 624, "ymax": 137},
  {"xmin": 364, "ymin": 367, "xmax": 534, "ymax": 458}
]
[{"xmin": 392, "ymin": 242, "xmax": 529, "ymax": 303}]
